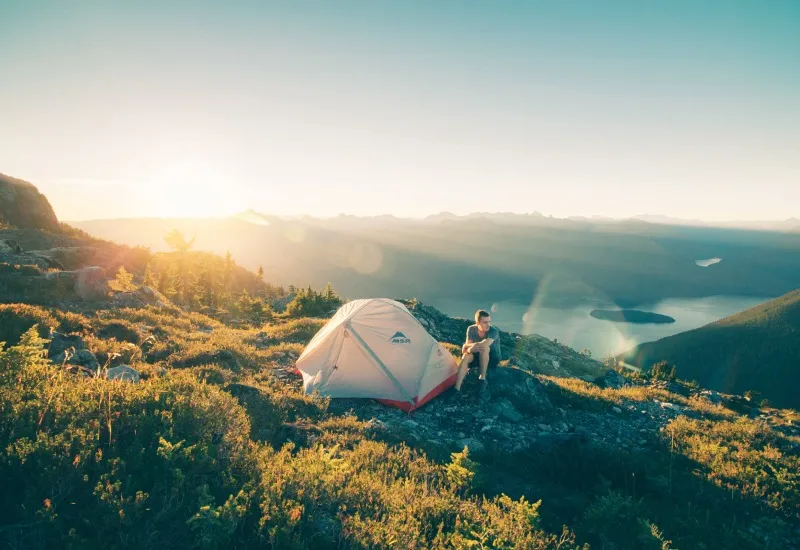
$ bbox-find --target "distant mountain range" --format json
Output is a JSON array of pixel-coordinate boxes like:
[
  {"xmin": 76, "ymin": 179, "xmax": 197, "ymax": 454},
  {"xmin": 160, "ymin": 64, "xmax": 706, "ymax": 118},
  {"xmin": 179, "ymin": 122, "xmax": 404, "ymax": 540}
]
[
  {"xmin": 71, "ymin": 207, "xmax": 800, "ymax": 309},
  {"xmin": 628, "ymin": 214, "xmax": 800, "ymax": 232},
  {"xmin": 620, "ymin": 289, "xmax": 800, "ymax": 409},
  {"xmin": 236, "ymin": 210, "xmax": 800, "ymax": 232}
]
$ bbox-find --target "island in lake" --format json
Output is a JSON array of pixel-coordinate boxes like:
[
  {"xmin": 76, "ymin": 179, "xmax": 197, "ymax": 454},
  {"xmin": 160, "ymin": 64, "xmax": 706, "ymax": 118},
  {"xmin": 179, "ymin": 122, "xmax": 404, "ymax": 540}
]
[{"xmin": 589, "ymin": 309, "xmax": 676, "ymax": 324}]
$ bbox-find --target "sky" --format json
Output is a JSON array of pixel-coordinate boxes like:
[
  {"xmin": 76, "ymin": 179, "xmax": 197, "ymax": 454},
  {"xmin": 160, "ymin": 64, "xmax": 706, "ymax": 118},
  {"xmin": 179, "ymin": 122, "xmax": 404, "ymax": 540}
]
[{"xmin": 1, "ymin": 0, "xmax": 799, "ymax": 221}]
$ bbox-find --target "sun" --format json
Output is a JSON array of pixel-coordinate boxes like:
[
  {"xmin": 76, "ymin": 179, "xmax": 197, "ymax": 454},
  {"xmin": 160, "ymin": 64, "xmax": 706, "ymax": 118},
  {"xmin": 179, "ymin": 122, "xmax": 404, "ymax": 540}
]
[{"xmin": 149, "ymin": 160, "xmax": 240, "ymax": 218}]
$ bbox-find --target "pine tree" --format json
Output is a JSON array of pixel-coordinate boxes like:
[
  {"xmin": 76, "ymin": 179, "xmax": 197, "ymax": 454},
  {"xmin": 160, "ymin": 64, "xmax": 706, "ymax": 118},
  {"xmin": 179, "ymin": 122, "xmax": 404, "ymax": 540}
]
[
  {"xmin": 164, "ymin": 229, "xmax": 195, "ymax": 254},
  {"xmin": 159, "ymin": 263, "xmax": 178, "ymax": 299},
  {"xmin": 223, "ymin": 251, "xmax": 234, "ymax": 289},
  {"xmin": 111, "ymin": 266, "xmax": 135, "ymax": 292},
  {"xmin": 197, "ymin": 265, "xmax": 217, "ymax": 308},
  {"xmin": 143, "ymin": 263, "xmax": 158, "ymax": 288}
]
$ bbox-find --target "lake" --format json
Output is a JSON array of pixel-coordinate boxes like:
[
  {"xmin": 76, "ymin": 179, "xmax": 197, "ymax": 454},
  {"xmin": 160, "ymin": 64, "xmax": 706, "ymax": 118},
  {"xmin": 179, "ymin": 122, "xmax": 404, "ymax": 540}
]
[{"xmin": 431, "ymin": 295, "xmax": 771, "ymax": 358}]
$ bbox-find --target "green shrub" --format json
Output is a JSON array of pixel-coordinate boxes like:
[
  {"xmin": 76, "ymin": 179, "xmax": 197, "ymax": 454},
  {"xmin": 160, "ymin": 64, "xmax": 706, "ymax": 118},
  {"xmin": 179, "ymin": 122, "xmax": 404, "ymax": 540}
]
[
  {"xmin": 261, "ymin": 318, "xmax": 325, "ymax": 344},
  {"xmin": 285, "ymin": 284, "xmax": 342, "ymax": 318},
  {"xmin": 0, "ymin": 329, "xmax": 255, "ymax": 549},
  {"xmin": 0, "ymin": 303, "xmax": 88, "ymax": 345}
]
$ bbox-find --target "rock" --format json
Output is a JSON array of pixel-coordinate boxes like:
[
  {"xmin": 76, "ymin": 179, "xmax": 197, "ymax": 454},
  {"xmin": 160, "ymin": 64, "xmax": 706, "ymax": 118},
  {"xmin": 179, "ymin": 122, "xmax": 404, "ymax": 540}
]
[
  {"xmin": 113, "ymin": 292, "xmax": 145, "ymax": 308},
  {"xmin": 74, "ymin": 266, "xmax": 109, "ymax": 301},
  {"xmin": 487, "ymin": 427, "xmax": 510, "ymax": 440},
  {"xmin": 537, "ymin": 423, "xmax": 552, "ymax": 432},
  {"xmin": 106, "ymin": 365, "xmax": 140, "ymax": 383},
  {"xmin": 112, "ymin": 285, "xmax": 168, "ymax": 309},
  {"xmin": 47, "ymin": 331, "xmax": 86, "ymax": 359},
  {"xmin": 701, "ymin": 390, "xmax": 722, "ymax": 404},
  {"xmin": 490, "ymin": 366, "xmax": 553, "ymax": 412},
  {"xmin": 73, "ymin": 349, "xmax": 100, "ymax": 369},
  {"xmin": 553, "ymin": 421, "xmax": 570, "ymax": 433},
  {"xmin": 490, "ymin": 399, "xmax": 523, "ymax": 423},
  {"xmin": 455, "ymin": 438, "xmax": 485, "ymax": 453},
  {"xmin": 660, "ymin": 402, "xmax": 681, "ymax": 411},
  {"xmin": 595, "ymin": 369, "xmax": 628, "ymax": 389},
  {"xmin": 134, "ymin": 285, "xmax": 167, "ymax": 306},
  {"xmin": 666, "ymin": 381, "xmax": 691, "ymax": 397},
  {"xmin": 54, "ymin": 347, "xmax": 100, "ymax": 371},
  {"xmin": 611, "ymin": 406, "xmax": 623, "ymax": 414},
  {"xmin": 0, "ymin": 239, "xmax": 22, "ymax": 254},
  {"xmin": 0, "ymin": 175, "xmax": 61, "ymax": 231},
  {"xmin": 28, "ymin": 246, "xmax": 99, "ymax": 270}
]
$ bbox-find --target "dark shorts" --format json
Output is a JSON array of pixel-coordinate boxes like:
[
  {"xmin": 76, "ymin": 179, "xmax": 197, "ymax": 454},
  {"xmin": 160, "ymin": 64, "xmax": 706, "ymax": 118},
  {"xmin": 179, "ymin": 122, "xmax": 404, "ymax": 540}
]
[{"xmin": 465, "ymin": 352, "xmax": 500, "ymax": 370}]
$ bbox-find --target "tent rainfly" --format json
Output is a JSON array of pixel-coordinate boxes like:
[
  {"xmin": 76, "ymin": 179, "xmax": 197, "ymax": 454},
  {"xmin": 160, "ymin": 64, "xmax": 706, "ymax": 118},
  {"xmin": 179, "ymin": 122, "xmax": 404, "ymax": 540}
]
[{"xmin": 295, "ymin": 298, "xmax": 458, "ymax": 411}]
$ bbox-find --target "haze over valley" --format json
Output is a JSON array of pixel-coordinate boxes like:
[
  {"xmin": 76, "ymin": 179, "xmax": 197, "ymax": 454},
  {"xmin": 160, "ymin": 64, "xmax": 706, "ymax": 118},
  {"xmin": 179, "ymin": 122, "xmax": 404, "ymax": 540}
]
[{"xmin": 73, "ymin": 212, "xmax": 800, "ymax": 357}]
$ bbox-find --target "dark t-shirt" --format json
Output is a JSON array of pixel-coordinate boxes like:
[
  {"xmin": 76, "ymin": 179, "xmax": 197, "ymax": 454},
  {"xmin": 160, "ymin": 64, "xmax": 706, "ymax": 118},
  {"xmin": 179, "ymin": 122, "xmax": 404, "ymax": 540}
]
[{"xmin": 465, "ymin": 324, "xmax": 502, "ymax": 362}]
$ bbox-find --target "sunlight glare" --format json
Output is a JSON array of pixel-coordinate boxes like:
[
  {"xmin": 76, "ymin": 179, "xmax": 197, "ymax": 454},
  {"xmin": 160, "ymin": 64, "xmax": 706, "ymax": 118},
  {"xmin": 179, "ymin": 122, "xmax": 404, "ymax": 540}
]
[{"xmin": 149, "ymin": 160, "xmax": 241, "ymax": 218}]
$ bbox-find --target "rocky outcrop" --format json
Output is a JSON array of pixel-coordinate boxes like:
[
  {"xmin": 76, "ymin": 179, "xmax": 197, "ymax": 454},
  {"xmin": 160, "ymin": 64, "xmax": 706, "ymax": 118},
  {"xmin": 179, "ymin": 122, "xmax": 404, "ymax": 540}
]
[
  {"xmin": 112, "ymin": 286, "xmax": 167, "ymax": 308},
  {"xmin": 402, "ymin": 299, "xmax": 606, "ymax": 380},
  {"xmin": 27, "ymin": 246, "xmax": 104, "ymax": 271},
  {"xmin": 0, "ymin": 174, "xmax": 60, "ymax": 232},
  {"xmin": 44, "ymin": 266, "xmax": 109, "ymax": 301}
]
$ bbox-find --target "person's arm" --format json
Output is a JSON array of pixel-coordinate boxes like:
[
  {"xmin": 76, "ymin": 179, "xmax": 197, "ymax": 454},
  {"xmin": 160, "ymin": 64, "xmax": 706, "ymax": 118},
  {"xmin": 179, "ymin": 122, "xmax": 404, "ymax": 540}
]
[{"xmin": 462, "ymin": 327, "xmax": 478, "ymax": 354}]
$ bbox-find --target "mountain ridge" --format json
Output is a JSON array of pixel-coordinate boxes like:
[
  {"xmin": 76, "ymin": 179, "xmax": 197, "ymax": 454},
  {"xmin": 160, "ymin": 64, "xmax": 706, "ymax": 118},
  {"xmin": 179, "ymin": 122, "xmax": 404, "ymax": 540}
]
[{"xmin": 620, "ymin": 289, "xmax": 800, "ymax": 408}]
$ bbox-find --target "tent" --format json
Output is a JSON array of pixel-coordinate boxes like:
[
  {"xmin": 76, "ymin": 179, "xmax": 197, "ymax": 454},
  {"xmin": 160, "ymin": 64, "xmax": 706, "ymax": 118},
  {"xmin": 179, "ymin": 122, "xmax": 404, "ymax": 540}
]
[{"xmin": 296, "ymin": 298, "xmax": 458, "ymax": 411}]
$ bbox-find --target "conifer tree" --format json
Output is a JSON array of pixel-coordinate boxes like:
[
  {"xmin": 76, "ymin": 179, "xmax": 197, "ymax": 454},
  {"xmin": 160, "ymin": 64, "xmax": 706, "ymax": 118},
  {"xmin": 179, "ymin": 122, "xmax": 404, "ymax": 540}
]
[
  {"xmin": 143, "ymin": 262, "xmax": 158, "ymax": 288},
  {"xmin": 111, "ymin": 266, "xmax": 135, "ymax": 292}
]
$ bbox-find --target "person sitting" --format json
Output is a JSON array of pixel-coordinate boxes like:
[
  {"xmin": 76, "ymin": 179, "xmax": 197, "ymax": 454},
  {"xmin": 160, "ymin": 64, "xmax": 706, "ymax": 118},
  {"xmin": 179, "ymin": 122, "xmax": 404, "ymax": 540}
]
[{"xmin": 453, "ymin": 309, "xmax": 502, "ymax": 395}]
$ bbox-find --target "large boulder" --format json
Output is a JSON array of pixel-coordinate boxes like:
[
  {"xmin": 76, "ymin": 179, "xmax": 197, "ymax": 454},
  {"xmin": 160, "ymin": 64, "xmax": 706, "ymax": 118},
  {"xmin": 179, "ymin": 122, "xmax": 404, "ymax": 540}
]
[
  {"xmin": 44, "ymin": 267, "xmax": 109, "ymax": 301},
  {"xmin": 74, "ymin": 266, "xmax": 109, "ymax": 301},
  {"xmin": 489, "ymin": 366, "xmax": 554, "ymax": 413}
]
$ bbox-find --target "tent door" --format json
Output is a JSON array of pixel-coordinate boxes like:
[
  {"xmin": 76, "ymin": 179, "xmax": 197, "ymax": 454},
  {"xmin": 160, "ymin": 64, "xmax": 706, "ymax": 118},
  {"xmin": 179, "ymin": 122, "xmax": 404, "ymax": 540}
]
[{"xmin": 347, "ymin": 322, "xmax": 415, "ymax": 406}]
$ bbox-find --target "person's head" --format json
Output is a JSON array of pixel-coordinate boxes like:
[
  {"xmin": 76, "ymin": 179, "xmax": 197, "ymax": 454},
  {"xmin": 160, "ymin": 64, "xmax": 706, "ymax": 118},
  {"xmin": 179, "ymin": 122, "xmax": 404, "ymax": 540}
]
[{"xmin": 475, "ymin": 309, "xmax": 491, "ymax": 330}]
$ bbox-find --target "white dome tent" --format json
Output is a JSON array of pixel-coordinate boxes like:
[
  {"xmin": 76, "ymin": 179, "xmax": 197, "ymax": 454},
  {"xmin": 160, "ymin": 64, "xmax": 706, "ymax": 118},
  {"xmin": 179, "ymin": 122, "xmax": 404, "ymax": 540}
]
[{"xmin": 296, "ymin": 298, "xmax": 458, "ymax": 412}]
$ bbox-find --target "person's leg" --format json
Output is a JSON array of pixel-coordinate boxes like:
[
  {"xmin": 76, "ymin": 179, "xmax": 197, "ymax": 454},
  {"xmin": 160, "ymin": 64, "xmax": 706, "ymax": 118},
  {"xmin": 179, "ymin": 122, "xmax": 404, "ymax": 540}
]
[
  {"xmin": 478, "ymin": 348, "xmax": 490, "ymax": 381},
  {"xmin": 455, "ymin": 353, "xmax": 474, "ymax": 390}
]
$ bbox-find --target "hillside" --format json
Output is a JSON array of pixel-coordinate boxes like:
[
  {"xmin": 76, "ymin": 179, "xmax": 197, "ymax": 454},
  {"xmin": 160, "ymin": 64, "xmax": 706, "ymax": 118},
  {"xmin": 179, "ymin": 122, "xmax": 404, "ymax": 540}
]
[
  {"xmin": 0, "ymin": 173, "xmax": 61, "ymax": 232},
  {"xmin": 620, "ymin": 289, "xmax": 800, "ymax": 408},
  {"xmin": 1, "ymin": 179, "xmax": 798, "ymax": 548}
]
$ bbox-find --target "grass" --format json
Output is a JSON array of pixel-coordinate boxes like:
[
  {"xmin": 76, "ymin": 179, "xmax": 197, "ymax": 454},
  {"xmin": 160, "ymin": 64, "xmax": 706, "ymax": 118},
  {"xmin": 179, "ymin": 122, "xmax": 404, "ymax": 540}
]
[{"xmin": 0, "ymin": 298, "xmax": 797, "ymax": 548}]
